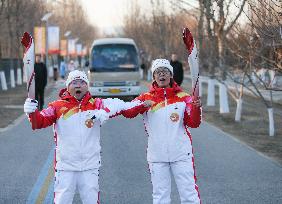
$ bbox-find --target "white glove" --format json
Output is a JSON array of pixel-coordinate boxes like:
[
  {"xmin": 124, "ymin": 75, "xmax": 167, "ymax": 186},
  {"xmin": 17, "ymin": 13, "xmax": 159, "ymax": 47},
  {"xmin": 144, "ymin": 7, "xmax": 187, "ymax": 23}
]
[
  {"xmin": 24, "ymin": 98, "xmax": 38, "ymax": 114},
  {"xmin": 94, "ymin": 109, "xmax": 109, "ymax": 125}
]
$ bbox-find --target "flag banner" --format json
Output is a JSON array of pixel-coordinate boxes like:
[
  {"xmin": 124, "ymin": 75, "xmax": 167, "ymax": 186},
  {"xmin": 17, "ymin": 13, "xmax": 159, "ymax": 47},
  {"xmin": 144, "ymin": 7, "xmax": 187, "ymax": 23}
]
[
  {"xmin": 68, "ymin": 39, "xmax": 76, "ymax": 56},
  {"xmin": 82, "ymin": 46, "xmax": 88, "ymax": 56},
  {"xmin": 34, "ymin": 27, "xmax": 45, "ymax": 55},
  {"xmin": 48, "ymin": 26, "xmax": 60, "ymax": 54},
  {"xmin": 76, "ymin": 44, "xmax": 82, "ymax": 56},
  {"xmin": 60, "ymin": 40, "xmax": 67, "ymax": 56}
]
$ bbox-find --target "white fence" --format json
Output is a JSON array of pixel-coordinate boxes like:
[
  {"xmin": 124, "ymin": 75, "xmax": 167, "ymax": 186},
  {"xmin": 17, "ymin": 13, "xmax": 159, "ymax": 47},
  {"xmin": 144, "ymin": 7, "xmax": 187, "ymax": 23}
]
[{"xmin": 0, "ymin": 68, "xmax": 23, "ymax": 91}]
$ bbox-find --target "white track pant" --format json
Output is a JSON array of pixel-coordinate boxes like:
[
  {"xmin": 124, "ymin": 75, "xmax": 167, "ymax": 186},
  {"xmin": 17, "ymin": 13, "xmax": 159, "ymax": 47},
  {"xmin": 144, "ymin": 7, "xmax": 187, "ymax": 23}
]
[
  {"xmin": 148, "ymin": 158, "xmax": 201, "ymax": 204},
  {"xmin": 54, "ymin": 169, "xmax": 99, "ymax": 204}
]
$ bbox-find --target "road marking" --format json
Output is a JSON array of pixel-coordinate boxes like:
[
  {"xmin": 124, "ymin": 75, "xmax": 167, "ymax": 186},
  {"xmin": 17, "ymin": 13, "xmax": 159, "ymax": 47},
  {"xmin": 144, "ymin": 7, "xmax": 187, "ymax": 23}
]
[
  {"xmin": 43, "ymin": 180, "xmax": 54, "ymax": 204},
  {"xmin": 26, "ymin": 147, "xmax": 54, "ymax": 204},
  {"xmin": 35, "ymin": 165, "xmax": 54, "ymax": 204}
]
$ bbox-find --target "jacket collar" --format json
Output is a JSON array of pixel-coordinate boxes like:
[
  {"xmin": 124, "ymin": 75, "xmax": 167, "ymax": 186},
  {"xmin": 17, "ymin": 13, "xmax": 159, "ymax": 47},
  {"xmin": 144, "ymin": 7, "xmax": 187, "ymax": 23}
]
[
  {"xmin": 59, "ymin": 88, "xmax": 92, "ymax": 105},
  {"xmin": 149, "ymin": 81, "xmax": 182, "ymax": 98}
]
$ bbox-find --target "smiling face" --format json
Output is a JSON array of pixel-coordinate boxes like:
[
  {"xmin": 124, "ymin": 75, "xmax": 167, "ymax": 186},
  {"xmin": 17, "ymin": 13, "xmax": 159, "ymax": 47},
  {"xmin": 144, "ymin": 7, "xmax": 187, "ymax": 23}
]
[
  {"xmin": 153, "ymin": 67, "xmax": 173, "ymax": 88},
  {"xmin": 67, "ymin": 79, "xmax": 88, "ymax": 100}
]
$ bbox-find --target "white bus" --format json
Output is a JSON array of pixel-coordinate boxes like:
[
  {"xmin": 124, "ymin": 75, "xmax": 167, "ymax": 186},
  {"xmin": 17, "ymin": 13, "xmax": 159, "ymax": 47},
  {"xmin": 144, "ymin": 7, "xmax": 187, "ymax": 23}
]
[{"xmin": 88, "ymin": 38, "xmax": 141, "ymax": 97}]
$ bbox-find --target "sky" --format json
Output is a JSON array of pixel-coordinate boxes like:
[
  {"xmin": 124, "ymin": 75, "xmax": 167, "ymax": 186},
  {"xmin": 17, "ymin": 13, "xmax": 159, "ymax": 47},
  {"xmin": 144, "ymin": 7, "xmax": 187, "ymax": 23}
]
[
  {"xmin": 80, "ymin": 0, "xmax": 248, "ymax": 36},
  {"xmin": 80, "ymin": 0, "xmax": 169, "ymax": 35},
  {"xmin": 80, "ymin": 0, "xmax": 139, "ymax": 35}
]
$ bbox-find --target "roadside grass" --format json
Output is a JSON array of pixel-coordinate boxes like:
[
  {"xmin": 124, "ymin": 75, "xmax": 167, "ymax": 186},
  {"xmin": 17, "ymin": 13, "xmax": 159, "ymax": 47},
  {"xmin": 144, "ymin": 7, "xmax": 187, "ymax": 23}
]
[
  {"xmin": 0, "ymin": 83, "xmax": 54, "ymax": 128},
  {"xmin": 183, "ymin": 81, "xmax": 282, "ymax": 165}
]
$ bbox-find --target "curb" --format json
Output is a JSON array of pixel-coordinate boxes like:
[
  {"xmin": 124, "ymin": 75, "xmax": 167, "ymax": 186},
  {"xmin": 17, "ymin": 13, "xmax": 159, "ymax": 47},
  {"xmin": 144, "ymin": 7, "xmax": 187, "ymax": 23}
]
[
  {"xmin": 0, "ymin": 82, "xmax": 56, "ymax": 133},
  {"xmin": 0, "ymin": 114, "xmax": 26, "ymax": 133}
]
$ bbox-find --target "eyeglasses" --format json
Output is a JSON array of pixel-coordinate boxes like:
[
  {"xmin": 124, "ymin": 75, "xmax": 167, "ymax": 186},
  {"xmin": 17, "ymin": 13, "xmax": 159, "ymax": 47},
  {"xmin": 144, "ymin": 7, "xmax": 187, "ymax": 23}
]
[
  {"xmin": 154, "ymin": 68, "xmax": 171, "ymax": 76},
  {"xmin": 70, "ymin": 79, "xmax": 87, "ymax": 86}
]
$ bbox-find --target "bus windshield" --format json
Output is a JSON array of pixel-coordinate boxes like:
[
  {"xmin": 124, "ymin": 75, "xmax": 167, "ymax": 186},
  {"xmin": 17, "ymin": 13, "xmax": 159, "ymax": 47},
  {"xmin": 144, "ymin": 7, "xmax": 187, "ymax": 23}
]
[{"xmin": 90, "ymin": 44, "xmax": 139, "ymax": 72}]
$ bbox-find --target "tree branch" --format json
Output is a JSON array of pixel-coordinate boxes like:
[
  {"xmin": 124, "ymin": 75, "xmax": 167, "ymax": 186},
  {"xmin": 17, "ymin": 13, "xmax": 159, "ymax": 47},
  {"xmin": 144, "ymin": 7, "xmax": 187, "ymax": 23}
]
[{"xmin": 225, "ymin": 0, "xmax": 247, "ymax": 34}]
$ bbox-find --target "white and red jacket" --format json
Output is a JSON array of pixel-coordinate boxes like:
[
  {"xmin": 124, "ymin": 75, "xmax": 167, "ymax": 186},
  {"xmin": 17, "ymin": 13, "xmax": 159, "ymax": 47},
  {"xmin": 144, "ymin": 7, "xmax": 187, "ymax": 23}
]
[
  {"xmin": 28, "ymin": 88, "xmax": 142, "ymax": 171},
  {"xmin": 122, "ymin": 82, "xmax": 201, "ymax": 162}
]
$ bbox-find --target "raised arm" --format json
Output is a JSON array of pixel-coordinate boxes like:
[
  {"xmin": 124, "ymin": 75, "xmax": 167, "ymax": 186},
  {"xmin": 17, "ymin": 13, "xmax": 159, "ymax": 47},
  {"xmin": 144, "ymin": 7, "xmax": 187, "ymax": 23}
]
[{"xmin": 183, "ymin": 96, "xmax": 202, "ymax": 128}]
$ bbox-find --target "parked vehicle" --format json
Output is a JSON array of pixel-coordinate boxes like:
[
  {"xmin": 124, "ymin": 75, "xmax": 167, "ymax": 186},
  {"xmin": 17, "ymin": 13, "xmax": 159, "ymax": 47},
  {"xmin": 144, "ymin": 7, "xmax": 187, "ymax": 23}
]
[{"xmin": 88, "ymin": 38, "xmax": 141, "ymax": 97}]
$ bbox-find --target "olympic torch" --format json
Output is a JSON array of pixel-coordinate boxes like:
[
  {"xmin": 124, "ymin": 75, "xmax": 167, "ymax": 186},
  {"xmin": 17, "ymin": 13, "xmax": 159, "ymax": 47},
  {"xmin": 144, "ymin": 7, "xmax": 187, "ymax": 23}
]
[
  {"xmin": 21, "ymin": 32, "xmax": 35, "ymax": 99},
  {"xmin": 182, "ymin": 27, "xmax": 199, "ymax": 98}
]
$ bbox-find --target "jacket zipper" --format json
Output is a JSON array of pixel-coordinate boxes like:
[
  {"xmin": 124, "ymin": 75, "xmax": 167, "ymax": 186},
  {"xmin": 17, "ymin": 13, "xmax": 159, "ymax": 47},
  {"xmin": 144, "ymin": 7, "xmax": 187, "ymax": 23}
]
[
  {"xmin": 78, "ymin": 102, "xmax": 83, "ymax": 171},
  {"xmin": 164, "ymin": 88, "xmax": 169, "ymax": 160}
]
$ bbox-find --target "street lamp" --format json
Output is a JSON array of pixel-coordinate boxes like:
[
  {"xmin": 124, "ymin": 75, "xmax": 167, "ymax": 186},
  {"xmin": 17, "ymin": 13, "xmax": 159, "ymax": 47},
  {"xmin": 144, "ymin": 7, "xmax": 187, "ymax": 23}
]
[
  {"xmin": 64, "ymin": 31, "xmax": 71, "ymax": 38},
  {"xmin": 41, "ymin": 12, "xmax": 53, "ymax": 70}
]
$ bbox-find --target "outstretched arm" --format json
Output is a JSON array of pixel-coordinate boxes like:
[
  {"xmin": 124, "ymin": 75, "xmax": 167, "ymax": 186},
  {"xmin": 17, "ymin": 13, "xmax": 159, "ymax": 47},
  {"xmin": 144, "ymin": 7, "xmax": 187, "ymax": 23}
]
[
  {"xmin": 120, "ymin": 94, "xmax": 154, "ymax": 118},
  {"xmin": 24, "ymin": 98, "xmax": 56, "ymax": 130},
  {"xmin": 102, "ymin": 97, "xmax": 146, "ymax": 118},
  {"xmin": 121, "ymin": 99, "xmax": 153, "ymax": 118}
]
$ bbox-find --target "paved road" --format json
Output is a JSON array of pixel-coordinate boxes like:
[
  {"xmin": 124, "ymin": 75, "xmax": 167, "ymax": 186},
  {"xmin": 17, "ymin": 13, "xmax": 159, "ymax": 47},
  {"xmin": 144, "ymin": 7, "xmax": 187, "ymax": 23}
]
[{"xmin": 0, "ymin": 84, "xmax": 282, "ymax": 204}]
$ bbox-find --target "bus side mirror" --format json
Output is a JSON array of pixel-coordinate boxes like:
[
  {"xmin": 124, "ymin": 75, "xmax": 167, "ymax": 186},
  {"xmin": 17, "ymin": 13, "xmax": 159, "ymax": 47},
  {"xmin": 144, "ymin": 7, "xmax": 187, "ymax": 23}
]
[{"xmin": 85, "ymin": 60, "xmax": 89, "ymax": 67}]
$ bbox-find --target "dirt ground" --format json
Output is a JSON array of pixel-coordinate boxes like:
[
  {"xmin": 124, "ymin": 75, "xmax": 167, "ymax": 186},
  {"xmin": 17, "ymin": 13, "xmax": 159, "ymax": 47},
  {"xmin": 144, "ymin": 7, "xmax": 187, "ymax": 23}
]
[
  {"xmin": 0, "ymin": 83, "xmax": 53, "ymax": 128},
  {"xmin": 0, "ymin": 85, "xmax": 24, "ymax": 128},
  {"xmin": 182, "ymin": 81, "xmax": 282, "ymax": 166}
]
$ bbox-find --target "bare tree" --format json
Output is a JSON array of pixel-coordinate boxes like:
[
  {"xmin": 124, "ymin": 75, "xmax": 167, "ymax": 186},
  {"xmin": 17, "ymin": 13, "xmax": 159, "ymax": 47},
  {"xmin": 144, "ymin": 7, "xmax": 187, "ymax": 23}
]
[
  {"xmin": 123, "ymin": 0, "xmax": 197, "ymax": 64},
  {"xmin": 50, "ymin": 0, "xmax": 97, "ymax": 48},
  {"xmin": 223, "ymin": 0, "xmax": 281, "ymax": 135},
  {"xmin": 0, "ymin": 0, "xmax": 96, "ymax": 73}
]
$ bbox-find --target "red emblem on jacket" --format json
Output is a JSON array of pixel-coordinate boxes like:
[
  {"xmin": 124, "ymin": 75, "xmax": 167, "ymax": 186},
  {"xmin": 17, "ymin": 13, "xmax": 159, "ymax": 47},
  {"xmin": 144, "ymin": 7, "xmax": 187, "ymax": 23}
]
[
  {"xmin": 85, "ymin": 119, "xmax": 94, "ymax": 128},
  {"xmin": 170, "ymin": 113, "xmax": 179, "ymax": 122}
]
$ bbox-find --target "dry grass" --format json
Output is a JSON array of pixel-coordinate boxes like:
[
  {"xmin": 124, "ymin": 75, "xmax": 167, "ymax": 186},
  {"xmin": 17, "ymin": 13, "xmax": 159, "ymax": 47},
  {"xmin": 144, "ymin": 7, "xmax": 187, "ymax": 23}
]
[
  {"xmin": 184, "ymin": 82, "xmax": 282, "ymax": 165},
  {"xmin": 0, "ymin": 83, "xmax": 53, "ymax": 128}
]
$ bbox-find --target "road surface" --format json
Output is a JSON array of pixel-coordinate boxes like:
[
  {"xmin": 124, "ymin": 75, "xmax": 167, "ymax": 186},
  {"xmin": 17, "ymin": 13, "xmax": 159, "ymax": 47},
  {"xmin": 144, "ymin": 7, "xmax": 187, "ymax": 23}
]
[{"xmin": 0, "ymin": 83, "xmax": 281, "ymax": 204}]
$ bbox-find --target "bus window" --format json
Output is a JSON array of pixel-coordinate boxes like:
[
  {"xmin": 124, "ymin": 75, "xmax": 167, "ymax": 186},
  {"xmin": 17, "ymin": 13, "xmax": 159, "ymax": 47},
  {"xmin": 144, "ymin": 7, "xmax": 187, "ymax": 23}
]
[{"xmin": 91, "ymin": 44, "xmax": 138, "ymax": 72}]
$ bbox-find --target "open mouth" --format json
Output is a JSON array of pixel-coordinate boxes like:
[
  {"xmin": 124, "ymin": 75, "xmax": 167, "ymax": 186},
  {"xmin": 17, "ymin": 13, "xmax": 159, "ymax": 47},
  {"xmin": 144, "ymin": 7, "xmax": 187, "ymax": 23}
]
[
  {"xmin": 75, "ymin": 90, "xmax": 82, "ymax": 94},
  {"xmin": 159, "ymin": 78, "xmax": 166, "ymax": 81}
]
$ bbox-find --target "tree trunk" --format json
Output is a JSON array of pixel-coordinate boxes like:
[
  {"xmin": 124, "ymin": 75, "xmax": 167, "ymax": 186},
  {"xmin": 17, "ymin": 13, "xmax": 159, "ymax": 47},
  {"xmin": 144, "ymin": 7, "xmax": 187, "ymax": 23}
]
[
  {"xmin": 218, "ymin": 33, "xmax": 227, "ymax": 80},
  {"xmin": 0, "ymin": 71, "xmax": 8, "ymax": 90},
  {"xmin": 268, "ymin": 108, "xmax": 275, "ymax": 136},
  {"xmin": 235, "ymin": 75, "xmax": 245, "ymax": 121},
  {"xmin": 235, "ymin": 98, "xmax": 243, "ymax": 121},
  {"xmin": 207, "ymin": 78, "xmax": 215, "ymax": 106},
  {"xmin": 219, "ymin": 82, "xmax": 229, "ymax": 113},
  {"xmin": 16, "ymin": 68, "xmax": 22, "ymax": 85},
  {"xmin": 10, "ymin": 68, "xmax": 15, "ymax": 88}
]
